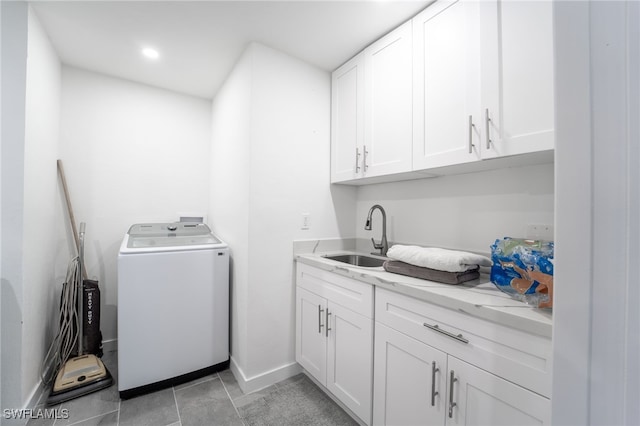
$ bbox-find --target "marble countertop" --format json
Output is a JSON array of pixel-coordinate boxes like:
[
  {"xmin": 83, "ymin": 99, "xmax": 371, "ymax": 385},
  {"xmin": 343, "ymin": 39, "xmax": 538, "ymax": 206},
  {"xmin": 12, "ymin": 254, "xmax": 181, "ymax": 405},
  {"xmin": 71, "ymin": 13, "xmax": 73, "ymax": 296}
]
[{"xmin": 295, "ymin": 251, "xmax": 553, "ymax": 338}]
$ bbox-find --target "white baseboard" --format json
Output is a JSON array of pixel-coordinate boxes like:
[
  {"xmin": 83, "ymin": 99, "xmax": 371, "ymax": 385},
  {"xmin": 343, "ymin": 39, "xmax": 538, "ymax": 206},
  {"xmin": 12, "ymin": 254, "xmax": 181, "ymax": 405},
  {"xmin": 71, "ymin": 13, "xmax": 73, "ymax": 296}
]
[
  {"xmin": 24, "ymin": 378, "xmax": 47, "ymax": 413},
  {"xmin": 229, "ymin": 356, "xmax": 301, "ymax": 394},
  {"xmin": 102, "ymin": 338, "xmax": 117, "ymax": 352}
]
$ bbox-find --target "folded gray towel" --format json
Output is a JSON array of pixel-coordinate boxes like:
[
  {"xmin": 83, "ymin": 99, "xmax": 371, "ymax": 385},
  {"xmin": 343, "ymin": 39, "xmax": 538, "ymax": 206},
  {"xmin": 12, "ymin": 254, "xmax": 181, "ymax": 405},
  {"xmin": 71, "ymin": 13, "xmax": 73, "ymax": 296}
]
[{"xmin": 383, "ymin": 260, "xmax": 479, "ymax": 285}]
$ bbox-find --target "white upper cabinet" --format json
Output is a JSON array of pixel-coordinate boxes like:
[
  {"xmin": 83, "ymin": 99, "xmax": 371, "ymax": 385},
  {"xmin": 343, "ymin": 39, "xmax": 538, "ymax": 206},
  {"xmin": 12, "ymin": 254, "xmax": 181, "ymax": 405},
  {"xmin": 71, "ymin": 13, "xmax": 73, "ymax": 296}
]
[
  {"xmin": 481, "ymin": 0, "xmax": 555, "ymax": 158},
  {"xmin": 413, "ymin": 0, "xmax": 482, "ymax": 170},
  {"xmin": 412, "ymin": 0, "xmax": 554, "ymax": 169},
  {"xmin": 363, "ymin": 20, "xmax": 413, "ymax": 178},
  {"xmin": 331, "ymin": 21, "xmax": 413, "ymax": 183},
  {"xmin": 331, "ymin": 54, "xmax": 364, "ymax": 182},
  {"xmin": 331, "ymin": 0, "xmax": 554, "ymax": 184}
]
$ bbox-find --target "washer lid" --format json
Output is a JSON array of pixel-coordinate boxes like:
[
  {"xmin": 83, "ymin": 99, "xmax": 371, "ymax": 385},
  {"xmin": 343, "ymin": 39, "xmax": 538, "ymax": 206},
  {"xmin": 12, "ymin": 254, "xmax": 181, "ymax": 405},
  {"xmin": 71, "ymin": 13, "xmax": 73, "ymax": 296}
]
[{"xmin": 125, "ymin": 222, "xmax": 221, "ymax": 249}]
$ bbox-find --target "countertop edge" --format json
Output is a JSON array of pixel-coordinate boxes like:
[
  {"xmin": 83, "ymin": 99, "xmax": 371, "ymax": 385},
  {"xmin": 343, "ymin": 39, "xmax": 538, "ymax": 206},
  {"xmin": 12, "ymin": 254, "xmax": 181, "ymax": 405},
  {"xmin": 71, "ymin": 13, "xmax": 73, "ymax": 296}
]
[{"xmin": 295, "ymin": 252, "xmax": 553, "ymax": 339}]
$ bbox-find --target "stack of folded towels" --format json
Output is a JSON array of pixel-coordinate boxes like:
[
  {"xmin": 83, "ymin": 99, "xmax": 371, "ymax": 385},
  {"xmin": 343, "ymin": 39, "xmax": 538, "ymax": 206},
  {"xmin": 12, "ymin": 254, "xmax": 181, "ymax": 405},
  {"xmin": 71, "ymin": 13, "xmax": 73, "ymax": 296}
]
[{"xmin": 384, "ymin": 245, "xmax": 493, "ymax": 285}]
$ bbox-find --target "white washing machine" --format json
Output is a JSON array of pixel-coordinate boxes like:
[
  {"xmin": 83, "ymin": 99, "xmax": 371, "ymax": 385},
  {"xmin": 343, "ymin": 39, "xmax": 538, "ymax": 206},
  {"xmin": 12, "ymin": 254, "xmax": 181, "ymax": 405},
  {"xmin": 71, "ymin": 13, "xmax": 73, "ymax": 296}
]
[{"xmin": 117, "ymin": 222, "xmax": 229, "ymax": 398}]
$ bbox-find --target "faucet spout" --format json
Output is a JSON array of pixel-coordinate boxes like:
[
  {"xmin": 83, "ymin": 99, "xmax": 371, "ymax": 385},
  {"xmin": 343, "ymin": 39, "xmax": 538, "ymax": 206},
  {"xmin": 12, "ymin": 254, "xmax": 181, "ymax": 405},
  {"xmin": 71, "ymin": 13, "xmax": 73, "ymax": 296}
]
[{"xmin": 365, "ymin": 204, "xmax": 388, "ymax": 256}]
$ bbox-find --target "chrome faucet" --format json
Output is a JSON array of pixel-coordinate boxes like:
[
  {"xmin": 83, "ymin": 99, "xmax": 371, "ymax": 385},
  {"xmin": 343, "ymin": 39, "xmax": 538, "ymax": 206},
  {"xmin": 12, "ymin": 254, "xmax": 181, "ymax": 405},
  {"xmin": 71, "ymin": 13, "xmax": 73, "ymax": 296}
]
[{"xmin": 365, "ymin": 204, "xmax": 388, "ymax": 256}]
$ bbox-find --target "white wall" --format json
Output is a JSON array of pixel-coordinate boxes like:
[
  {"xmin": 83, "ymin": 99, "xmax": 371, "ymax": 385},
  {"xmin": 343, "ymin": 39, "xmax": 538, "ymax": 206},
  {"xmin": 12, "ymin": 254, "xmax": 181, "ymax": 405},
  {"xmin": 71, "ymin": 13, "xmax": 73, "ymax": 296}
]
[
  {"xmin": 356, "ymin": 163, "xmax": 554, "ymax": 254},
  {"xmin": 0, "ymin": 4, "xmax": 64, "ymax": 415},
  {"xmin": 1, "ymin": 1, "xmax": 28, "ymax": 416},
  {"xmin": 552, "ymin": 2, "xmax": 640, "ymax": 425},
  {"xmin": 210, "ymin": 48, "xmax": 252, "ymax": 376},
  {"xmin": 246, "ymin": 44, "xmax": 356, "ymax": 380},
  {"xmin": 59, "ymin": 67, "xmax": 212, "ymax": 343},
  {"xmin": 210, "ymin": 42, "xmax": 356, "ymax": 390},
  {"xmin": 21, "ymin": 7, "xmax": 63, "ymax": 407},
  {"xmin": 1, "ymin": 1, "xmax": 3, "ymax": 413}
]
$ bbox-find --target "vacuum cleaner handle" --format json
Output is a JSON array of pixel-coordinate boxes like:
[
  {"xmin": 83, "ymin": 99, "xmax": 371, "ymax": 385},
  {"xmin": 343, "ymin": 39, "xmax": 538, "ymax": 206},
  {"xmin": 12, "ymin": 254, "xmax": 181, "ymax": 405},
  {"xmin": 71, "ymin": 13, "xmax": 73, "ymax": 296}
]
[
  {"xmin": 78, "ymin": 222, "xmax": 86, "ymax": 356},
  {"xmin": 79, "ymin": 222, "xmax": 85, "ymax": 274}
]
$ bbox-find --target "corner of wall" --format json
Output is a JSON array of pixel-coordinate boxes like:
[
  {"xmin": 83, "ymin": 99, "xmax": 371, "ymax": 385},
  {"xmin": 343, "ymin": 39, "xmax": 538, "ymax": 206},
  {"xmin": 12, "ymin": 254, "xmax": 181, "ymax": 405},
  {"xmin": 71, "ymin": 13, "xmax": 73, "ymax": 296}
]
[
  {"xmin": 1, "ymin": 0, "xmax": 29, "ymax": 415},
  {"xmin": 229, "ymin": 355, "xmax": 301, "ymax": 395},
  {"xmin": 211, "ymin": 41, "xmax": 349, "ymax": 388},
  {"xmin": 21, "ymin": 5, "xmax": 63, "ymax": 408}
]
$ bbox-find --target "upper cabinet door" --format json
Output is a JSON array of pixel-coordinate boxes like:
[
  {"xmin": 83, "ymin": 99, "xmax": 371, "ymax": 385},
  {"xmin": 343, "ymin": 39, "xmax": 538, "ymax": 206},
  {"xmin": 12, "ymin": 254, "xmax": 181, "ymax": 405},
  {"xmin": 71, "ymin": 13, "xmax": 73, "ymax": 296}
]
[
  {"xmin": 331, "ymin": 54, "xmax": 365, "ymax": 183},
  {"xmin": 481, "ymin": 0, "xmax": 555, "ymax": 158},
  {"xmin": 363, "ymin": 21, "xmax": 413, "ymax": 178},
  {"xmin": 413, "ymin": 0, "xmax": 482, "ymax": 170},
  {"xmin": 331, "ymin": 0, "xmax": 555, "ymax": 184}
]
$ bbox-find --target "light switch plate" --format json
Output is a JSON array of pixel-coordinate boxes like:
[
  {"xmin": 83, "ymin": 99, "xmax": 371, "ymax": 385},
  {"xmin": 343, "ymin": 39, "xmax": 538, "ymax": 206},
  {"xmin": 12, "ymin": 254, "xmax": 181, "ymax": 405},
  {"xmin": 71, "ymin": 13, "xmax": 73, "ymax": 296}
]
[{"xmin": 301, "ymin": 213, "xmax": 310, "ymax": 230}]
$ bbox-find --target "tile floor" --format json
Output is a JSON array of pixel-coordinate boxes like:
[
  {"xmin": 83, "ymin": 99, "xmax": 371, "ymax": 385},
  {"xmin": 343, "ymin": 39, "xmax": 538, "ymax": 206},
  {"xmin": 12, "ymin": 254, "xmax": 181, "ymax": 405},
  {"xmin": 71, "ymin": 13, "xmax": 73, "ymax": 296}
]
[{"xmin": 28, "ymin": 350, "xmax": 357, "ymax": 426}]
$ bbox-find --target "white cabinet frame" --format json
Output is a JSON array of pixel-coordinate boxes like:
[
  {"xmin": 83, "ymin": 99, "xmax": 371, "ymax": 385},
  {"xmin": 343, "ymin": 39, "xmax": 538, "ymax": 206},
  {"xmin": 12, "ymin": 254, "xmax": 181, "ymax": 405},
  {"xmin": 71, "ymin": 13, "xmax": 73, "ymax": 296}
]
[{"xmin": 295, "ymin": 264, "xmax": 374, "ymax": 425}]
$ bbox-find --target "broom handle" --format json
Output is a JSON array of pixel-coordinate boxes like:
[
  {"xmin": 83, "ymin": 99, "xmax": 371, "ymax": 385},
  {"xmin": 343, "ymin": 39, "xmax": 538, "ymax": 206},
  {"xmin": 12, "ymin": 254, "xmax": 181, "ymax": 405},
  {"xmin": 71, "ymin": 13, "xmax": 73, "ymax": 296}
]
[{"xmin": 57, "ymin": 159, "xmax": 88, "ymax": 280}]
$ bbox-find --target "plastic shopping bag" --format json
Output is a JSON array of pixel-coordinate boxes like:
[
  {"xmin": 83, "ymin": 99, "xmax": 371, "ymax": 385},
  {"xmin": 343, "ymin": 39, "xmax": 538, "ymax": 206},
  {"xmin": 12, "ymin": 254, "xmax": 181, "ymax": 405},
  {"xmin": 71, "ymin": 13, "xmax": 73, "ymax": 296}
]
[{"xmin": 490, "ymin": 237, "xmax": 554, "ymax": 309}]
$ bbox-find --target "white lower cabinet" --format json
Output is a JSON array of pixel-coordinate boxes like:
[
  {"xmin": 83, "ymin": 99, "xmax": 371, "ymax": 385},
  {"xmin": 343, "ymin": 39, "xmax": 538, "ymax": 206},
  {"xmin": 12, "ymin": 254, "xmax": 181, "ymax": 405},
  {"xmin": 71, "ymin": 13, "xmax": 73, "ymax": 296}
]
[
  {"xmin": 373, "ymin": 323, "xmax": 447, "ymax": 425},
  {"xmin": 446, "ymin": 357, "xmax": 550, "ymax": 426},
  {"xmin": 373, "ymin": 287, "xmax": 551, "ymax": 426},
  {"xmin": 296, "ymin": 265, "xmax": 551, "ymax": 426},
  {"xmin": 296, "ymin": 287, "xmax": 328, "ymax": 382},
  {"xmin": 296, "ymin": 264, "xmax": 373, "ymax": 425},
  {"xmin": 326, "ymin": 301, "xmax": 373, "ymax": 419}
]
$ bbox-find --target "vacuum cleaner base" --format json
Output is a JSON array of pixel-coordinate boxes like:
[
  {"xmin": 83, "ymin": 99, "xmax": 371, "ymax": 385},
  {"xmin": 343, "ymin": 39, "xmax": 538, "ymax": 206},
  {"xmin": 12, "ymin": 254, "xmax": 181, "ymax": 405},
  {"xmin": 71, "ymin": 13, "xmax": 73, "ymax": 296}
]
[{"xmin": 46, "ymin": 355, "xmax": 113, "ymax": 406}]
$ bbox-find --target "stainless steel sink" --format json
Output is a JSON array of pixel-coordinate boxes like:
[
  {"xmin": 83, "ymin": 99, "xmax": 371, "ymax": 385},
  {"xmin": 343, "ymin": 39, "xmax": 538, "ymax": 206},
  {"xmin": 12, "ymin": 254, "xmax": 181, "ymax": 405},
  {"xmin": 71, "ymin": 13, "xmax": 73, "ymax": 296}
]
[{"xmin": 323, "ymin": 254, "xmax": 386, "ymax": 268}]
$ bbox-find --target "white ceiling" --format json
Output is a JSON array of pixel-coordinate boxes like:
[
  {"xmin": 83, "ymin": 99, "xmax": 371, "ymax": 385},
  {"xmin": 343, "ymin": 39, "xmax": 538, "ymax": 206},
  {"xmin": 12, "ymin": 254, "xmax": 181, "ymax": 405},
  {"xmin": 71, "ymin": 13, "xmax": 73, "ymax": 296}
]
[{"xmin": 31, "ymin": 1, "xmax": 431, "ymax": 99}]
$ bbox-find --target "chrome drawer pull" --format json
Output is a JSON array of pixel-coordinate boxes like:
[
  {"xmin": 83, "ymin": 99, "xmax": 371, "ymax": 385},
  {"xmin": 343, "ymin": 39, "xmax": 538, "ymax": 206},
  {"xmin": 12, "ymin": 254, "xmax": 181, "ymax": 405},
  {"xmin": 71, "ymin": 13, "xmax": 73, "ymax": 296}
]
[
  {"xmin": 468, "ymin": 115, "xmax": 476, "ymax": 154},
  {"xmin": 363, "ymin": 145, "xmax": 369, "ymax": 171},
  {"xmin": 448, "ymin": 370, "xmax": 458, "ymax": 418},
  {"xmin": 318, "ymin": 305, "xmax": 324, "ymax": 334},
  {"xmin": 485, "ymin": 108, "xmax": 492, "ymax": 149},
  {"xmin": 431, "ymin": 361, "xmax": 439, "ymax": 406},
  {"xmin": 423, "ymin": 323, "xmax": 469, "ymax": 344},
  {"xmin": 326, "ymin": 309, "xmax": 332, "ymax": 337}
]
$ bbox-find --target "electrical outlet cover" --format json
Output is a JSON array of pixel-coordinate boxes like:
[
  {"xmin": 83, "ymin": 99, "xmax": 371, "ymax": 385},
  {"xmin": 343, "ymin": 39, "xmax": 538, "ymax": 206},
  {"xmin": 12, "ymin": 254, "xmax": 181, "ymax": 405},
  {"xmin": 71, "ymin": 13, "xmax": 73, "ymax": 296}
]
[{"xmin": 526, "ymin": 224, "xmax": 554, "ymax": 240}]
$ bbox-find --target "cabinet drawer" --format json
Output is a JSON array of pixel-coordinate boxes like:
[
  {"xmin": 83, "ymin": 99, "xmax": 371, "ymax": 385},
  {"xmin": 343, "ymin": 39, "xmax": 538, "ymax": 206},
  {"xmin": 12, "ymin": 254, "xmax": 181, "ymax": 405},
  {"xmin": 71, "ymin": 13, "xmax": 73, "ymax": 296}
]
[
  {"xmin": 375, "ymin": 287, "xmax": 551, "ymax": 397},
  {"xmin": 297, "ymin": 263, "xmax": 374, "ymax": 318}
]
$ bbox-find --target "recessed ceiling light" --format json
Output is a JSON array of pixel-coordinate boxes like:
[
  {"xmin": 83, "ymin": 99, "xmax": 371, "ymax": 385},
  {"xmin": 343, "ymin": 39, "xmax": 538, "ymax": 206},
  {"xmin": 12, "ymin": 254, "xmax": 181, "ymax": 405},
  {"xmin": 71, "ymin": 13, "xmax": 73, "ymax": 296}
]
[{"xmin": 141, "ymin": 47, "xmax": 160, "ymax": 60}]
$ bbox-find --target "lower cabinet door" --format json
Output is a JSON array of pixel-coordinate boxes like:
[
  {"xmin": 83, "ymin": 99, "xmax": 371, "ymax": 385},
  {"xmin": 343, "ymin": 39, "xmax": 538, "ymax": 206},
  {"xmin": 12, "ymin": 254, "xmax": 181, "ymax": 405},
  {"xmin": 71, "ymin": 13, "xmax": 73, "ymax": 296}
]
[
  {"xmin": 373, "ymin": 322, "xmax": 447, "ymax": 426},
  {"xmin": 295, "ymin": 287, "xmax": 327, "ymax": 386},
  {"xmin": 446, "ymin": 357, "xmax": 550, "ymax": 426},
  {"xmin": 327, "ymin": 302, "xmax": 373, "ymax": 425}
]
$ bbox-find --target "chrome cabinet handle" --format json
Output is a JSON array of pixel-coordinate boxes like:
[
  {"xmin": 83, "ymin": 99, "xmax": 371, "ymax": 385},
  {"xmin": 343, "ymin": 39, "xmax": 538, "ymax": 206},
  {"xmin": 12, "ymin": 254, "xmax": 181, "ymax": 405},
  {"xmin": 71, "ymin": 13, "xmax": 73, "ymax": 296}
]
[
  {"xmin": 326, "ymin": 309, "xmax": 332, "ymax": 337},
  {"xmin": 423, "ymin": 323, "xmax": 469, "ymax": 344},
  {"xmin": 448, "ymin": 370, "xmax": 458, "ymax": 418},
  {"xmin": 363, "ymin": 145, "xmax": 369, "ymax": 171},
  {"xmin": 485, "ymin": 108, "xmax": 492, "ymax": 149},
  {"xmin": 355, "ymin": 147, "xmax": 361, "ymax": 173},
  {"xmin": 431, "ymin": 361, "xmax": 439, "ymax": 407},
  {"xmin": 318, "ymin": 305, "xmax": 324, "ymax": 334},
  {"xmin": 468, "ymin": 115, "xmax": 476, "ymax": 154}
]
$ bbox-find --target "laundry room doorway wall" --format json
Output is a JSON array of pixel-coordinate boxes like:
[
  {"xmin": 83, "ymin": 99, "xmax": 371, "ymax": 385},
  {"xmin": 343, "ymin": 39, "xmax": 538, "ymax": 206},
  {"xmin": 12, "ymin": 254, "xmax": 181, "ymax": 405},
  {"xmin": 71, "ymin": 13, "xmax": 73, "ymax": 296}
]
[{"xmin": 58, "ymin": 66, "xmax": 213, "ymax": 344}]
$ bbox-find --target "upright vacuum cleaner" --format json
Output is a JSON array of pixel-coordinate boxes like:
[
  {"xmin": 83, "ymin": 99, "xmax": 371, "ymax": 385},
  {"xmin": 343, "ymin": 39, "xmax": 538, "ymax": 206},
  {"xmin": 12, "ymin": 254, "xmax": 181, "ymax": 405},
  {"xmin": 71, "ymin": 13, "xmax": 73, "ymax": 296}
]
[{"xmin": 44, "ymin": 223, "xmax": 113, "ymax": 405}]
